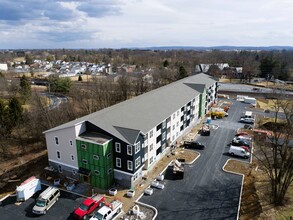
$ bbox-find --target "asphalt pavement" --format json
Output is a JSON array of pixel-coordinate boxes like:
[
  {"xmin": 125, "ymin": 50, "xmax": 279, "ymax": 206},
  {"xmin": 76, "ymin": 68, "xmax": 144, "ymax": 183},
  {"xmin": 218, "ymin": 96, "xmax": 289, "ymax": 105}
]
[{"xmin": 140, "ymin": 99, "xmax": 250, "ymax": 220}]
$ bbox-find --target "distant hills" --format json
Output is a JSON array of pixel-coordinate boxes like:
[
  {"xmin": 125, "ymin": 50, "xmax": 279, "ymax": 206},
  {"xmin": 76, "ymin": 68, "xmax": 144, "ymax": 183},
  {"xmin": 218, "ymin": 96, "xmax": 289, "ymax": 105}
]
[{"xmin": 140, "ymin": 46, "xmax": 293, "ymax": 51}]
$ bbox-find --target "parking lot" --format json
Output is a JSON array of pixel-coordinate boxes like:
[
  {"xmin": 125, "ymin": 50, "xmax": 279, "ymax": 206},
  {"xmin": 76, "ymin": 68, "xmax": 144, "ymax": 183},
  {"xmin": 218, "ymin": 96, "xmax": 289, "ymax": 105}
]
[
  {"xmin": 139, "ymin": 100, "xmax": 251, "ymax": 220},
  {"xmin": 0, "ymin": 185, "xmax": 85, "ymax": 220}
]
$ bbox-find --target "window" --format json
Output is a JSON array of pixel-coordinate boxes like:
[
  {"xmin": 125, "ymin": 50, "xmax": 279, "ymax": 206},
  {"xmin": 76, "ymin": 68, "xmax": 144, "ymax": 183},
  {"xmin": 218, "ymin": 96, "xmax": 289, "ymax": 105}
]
[
  {"xmin": 55, "ymin": 137, "xmax": 59, "ymax": 145},
  {"xmin": 156, "ymin": 124, "xmax": 161, "ymax": 131},
  {"xmin": 172, "ymin": 125, "xmax": 175, "ymax": 130},
  {"xmin": 127, "ymin": 161, "xmax": 133, "ymax": 171},
  {"xmin": 176, "ymin": 121, "xmax": 179, "ymax": 127},
  {"xmin": 116, "ymin": 158, "xmax": 121, "ymax": 168},
  {"xmin": 115, "ymin": 143, "xmax": 121, "ymax": 153},
  {"xmin": 108, "ymin": 168, "xmax": 112, "ymax": 174},
  {"xmin": 150, "ymin": 156, "xmax": 154, "ymax": 164},
  {"xmin": 173, "ymin": 113, "xmax": 175, "ymax": 119},
  {"xmin": 127, "ymin": 145, "xmax": 132, "ymax": 155},
  {"xmin": 72, "ymin": 169, "xmax": 77, "ymax": 175},
  {"xmin": 135, "ymin": 142, "xmax": 141, "ymax": 154},
  {"xmin": 57, "ymin": 151, "xmax": 61, "ymax": 159},
  {"xmin": 94, "ymin": 170, "xmax": 100, "ymax": 176},
  {"xmin": 162, "ymin": 121, "xmax": 166, "ymax": 129},
  {"xmin": 81, "ymin": 144, "xmax": 86, "ymax": 150},
  {"xmin": 93, "ymin": 155, "xmax": 99, "ymax": 160},
  {"xmin": 107, "ymin": 153, "xmax": 111, "ymax": 159},
  {"xmin": 162, "ymin": 132, "xmax": 166, "ymax": 141},
  {"xmin": 58, "ymin": 165, "xmax": 62, "ymax": 173},
  {"xmin": 82, "ymin": 159, "xmax": 88, "ymax": 164},
  {"xmin": 135, "ymin": 157, "xmax": 141, "ymax": 169},
  {"xmin": 150, "ymin": 144, "xmax": 153, "ymax": 151},
  {"xmin": 71, "ymin": 154, "xmax": 74, "ymax": 161},
  {"xmin": 145, "ymin": 133, "xmax": 148, "ymax": 140},
  {"xmin": 150, "ymin": 130, "xmax": 153, "ymax": 138},
  {"xmin": 69, "ymin": 140, "xmax": 73, "ymax": 146}
]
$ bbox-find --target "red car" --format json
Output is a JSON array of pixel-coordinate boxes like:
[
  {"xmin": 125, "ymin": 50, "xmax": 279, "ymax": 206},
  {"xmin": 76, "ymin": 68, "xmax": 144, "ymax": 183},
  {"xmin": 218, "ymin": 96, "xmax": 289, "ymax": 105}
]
[
  {"xmin": 240, "ymin": 145, "xmax": 250, "ymax": 152},
  {"xmin": 74, "ymin": 194, "xmax": 104, "ymax": 220}
]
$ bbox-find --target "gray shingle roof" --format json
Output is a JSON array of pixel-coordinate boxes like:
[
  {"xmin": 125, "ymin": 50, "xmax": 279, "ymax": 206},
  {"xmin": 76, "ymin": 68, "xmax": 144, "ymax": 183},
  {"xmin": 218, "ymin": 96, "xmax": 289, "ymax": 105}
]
[{"xmin": 44, "ymin": 73, "xmax": 217, "ymax": 144}]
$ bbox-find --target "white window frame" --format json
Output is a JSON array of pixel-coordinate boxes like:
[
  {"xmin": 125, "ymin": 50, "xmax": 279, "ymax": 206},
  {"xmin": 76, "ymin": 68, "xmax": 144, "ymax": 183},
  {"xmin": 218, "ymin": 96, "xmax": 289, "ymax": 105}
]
[
  {"xmin": 115, "ymin": 143, "xmax": 121, "ymax": 153},
  {"xmin": 71, "ymin": 154, "xmax": 75, "ymax": 161},
  {"xmin": 108, "ymin": 168, "xmax": 112, "ymax": 174},
  {"xmin": 162, "ymin": 121, "xmax": 166, "ymax": 129},
  {"xmin": 127, "ymin": 145, "xmax": 132, "ymax": 155},
  {"xmin": 107, "ymin": 153, "xmax": 111, "ymax": 159},
  {"xmin": 162, "ymin": 132, "xmax": 166, "ymax": 141},
  {"xmin": 58, "ymin": 165, "xmax": 62, "ymax": 173},
  {"xmin": 93, "ymin": 155, "xmax": 99, "ymax": 160},
  {"xmin": 81, "ymin": 144, "xmax": 86, "ymax": 150},
  {"xmin": 55, "ymin": 136, "xmax": 59, "ymax": 145},
  {"xmin": 150, "ymin": 143, "xmax": 153, "ymax": 151},
  {"xmin": 127, "ymin": 160, "xmax": 133, "ymax": 171},
  {"xmin": 72, "ymin": 169, "xmax": 77, "ymax": 175},
  {"xmin": 116, "ymin": 158, "xmax": 121, "ymax": 168},
  {"xmin": 135, "ymin": 142, "xmax": 141, "ymax": 154},
  {"xmin": 69, "ymin": 140, "xmax": 73, "ymax": 146},
  {"xmin": 150, "ymin": 130, "xmax": 153, "ymax": 138},
  {"xmin": 135, "ymin": 157, "xmax": 141, "ymax": 169},
  {"xmin": 82, "ymin": 159, "xmax": 88, "ymax": 164},
  {"xmin": 57, "ymin": 151, "xmax": 61, "ymax": 159}
]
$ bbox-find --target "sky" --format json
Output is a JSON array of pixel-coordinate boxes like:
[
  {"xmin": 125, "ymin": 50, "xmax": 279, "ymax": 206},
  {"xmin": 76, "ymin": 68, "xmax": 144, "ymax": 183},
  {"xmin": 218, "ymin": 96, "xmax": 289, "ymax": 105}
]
[{"xmin": 1, "ymin": 0, "xmax": 293, "ymax": 49}]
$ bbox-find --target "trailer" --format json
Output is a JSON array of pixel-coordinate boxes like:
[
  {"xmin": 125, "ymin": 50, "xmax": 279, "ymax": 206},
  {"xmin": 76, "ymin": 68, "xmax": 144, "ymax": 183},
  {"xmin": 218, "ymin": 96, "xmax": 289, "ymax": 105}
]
[
  {"xmin": 244, "ymin": 97, "xmax": 257, "ymax": 107},
  {"xmin": 16, "ymin": 176, "xmax": 41, "ymax": 202}
]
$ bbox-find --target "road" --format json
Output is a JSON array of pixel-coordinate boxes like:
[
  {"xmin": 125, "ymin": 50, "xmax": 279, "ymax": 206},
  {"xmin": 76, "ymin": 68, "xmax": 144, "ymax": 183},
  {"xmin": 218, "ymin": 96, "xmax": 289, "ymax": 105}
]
[
  {"xmin": 40, "ymin": 93, "xmax": 68, "ymax": 110},
  {"xmin": 140, "ymin": 100, "xmax": 250, "ymax": 220}
]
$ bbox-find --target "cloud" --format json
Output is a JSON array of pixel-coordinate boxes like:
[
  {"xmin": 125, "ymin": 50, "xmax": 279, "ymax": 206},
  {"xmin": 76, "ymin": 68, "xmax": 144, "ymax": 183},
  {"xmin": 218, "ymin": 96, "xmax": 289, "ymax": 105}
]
[{"xmin": 76, "ymin": 0, "xmax": 122, "ymax": 17}]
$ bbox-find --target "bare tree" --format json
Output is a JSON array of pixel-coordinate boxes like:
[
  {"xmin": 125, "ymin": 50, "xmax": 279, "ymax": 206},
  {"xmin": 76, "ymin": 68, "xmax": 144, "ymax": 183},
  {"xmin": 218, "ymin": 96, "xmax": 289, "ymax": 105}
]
[{"xmin": 254, "ymin": 95, "xmax": 293, "ymax": 206}]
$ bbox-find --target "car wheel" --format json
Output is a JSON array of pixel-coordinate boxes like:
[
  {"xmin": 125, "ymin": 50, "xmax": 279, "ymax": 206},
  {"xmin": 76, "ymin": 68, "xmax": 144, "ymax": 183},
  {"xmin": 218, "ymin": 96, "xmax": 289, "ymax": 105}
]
[
  {"xmin": 43, "ymin": 210, "xmax": 47, "ymax": 215},
  {"xmin": 117, "ymin": 208, "xmax": 121, "ymax": 213},
  {"xmin": 83, "ymin": 215, "xmax": 87, "ymax": 220}
]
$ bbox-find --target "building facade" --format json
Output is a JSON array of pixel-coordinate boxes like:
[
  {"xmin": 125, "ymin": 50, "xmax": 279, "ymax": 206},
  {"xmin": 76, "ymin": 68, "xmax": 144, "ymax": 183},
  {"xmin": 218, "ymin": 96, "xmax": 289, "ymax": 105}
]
[{"xmin": 44, "ymin": 73, "xmax": 218, "ymax": 189}]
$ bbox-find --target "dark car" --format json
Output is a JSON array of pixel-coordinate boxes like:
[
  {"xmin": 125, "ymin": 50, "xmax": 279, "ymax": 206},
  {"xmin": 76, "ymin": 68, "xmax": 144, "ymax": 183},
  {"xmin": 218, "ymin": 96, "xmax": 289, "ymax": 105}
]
[
  {"xmin": 231, "ymin": 139, "xmax": 250, "ymax": 147},
  {"xmin": 183, "ymin": 141, "xmax": 205, "ymax": 150}
]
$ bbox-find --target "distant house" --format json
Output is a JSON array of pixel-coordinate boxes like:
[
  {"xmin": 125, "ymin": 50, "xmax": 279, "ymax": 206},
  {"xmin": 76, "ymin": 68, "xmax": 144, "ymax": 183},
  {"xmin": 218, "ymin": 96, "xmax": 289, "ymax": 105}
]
[
  {"xmin": 195, "ymin": 63, "xmax": 229, "ymax": 73},
  {"xmin": 0, "ymin": 63, "xmax": 8, "ymax": 71}
]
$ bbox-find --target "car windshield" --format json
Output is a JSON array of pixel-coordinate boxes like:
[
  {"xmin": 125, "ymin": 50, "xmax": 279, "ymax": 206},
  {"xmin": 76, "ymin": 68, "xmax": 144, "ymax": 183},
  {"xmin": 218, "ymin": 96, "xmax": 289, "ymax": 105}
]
[
  {"xmin": 93, "ymin": 212, "xmax": 104, "ymax": 220},
  {"xmin": 79, "ymin": 203, "xmax": 89, "ymax": 211},
  {"xmin": 36, "ymin": 200, "xmax": 46, "ymax": 207}
]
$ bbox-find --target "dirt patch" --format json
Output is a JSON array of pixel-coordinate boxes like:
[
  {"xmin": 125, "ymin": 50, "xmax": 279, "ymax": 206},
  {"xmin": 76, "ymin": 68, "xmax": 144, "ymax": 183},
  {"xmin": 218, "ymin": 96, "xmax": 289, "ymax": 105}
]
[{"xmin": 225, "ymin": 160, "xmax": 262, "ymax": 220}]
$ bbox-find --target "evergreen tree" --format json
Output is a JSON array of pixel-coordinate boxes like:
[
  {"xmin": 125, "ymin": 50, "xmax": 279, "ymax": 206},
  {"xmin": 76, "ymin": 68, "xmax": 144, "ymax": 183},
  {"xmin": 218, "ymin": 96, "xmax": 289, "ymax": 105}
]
[
  {"xmin": 176, "ymin": 65, "xmax": 188, "ymax": 80},
  {"xmin": 8, "ymin": 97, "xmax": 23, "ymax": 127},
  {"xmin": 163, "ymin": 60, "xmax": 169, "ymax": 68},
  {"xmin": 78, "ymin": 75, "xmax": 83, "ymax": 81},
  {"xmin": 20, "ymin": 75, "xmax": 31, "ymax": 102}
]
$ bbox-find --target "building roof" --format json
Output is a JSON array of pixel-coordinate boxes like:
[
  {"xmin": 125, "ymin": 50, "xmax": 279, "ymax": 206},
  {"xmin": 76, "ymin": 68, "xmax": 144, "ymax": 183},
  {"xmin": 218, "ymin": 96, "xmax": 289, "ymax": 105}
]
[{"xmin": 44, "ymin": 73, "xmax": 217, "ymax": 144}]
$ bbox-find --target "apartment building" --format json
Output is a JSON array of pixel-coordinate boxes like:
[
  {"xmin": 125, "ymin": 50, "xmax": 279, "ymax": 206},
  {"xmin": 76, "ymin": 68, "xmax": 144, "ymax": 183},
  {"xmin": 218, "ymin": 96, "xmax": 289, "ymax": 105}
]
[{"xmin": 44, "ymin": 73, "xmax": 218, "ymax": 189}]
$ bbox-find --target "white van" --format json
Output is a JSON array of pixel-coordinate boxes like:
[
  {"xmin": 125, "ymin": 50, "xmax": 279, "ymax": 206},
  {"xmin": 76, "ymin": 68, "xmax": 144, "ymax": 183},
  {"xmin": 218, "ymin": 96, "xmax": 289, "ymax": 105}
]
[
  {"xmin": 229, "ymin": 146, "xmax": 250, "ymax": 159},
  {"xmin": 32, "ymin": 186, "xmax": 60, "ymax": 215}
]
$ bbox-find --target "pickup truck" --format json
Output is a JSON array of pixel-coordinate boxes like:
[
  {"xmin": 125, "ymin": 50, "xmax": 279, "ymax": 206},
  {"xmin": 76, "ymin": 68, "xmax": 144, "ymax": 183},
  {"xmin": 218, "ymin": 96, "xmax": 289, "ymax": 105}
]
[
  {"xmin": 183, "ymin": 141, "xmax": 205, "ymax": 150},
  {"xmin": 90, "ymin": 200, "xmax": 122, "ymax": 220},
  {"xmin": 74, "ymin": 194, "xmax": 105, "ymax": 220}
]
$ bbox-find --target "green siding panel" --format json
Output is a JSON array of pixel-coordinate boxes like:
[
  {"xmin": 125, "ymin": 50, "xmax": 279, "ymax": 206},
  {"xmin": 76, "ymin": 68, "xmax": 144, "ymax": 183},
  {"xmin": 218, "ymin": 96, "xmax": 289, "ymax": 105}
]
[{"xmin": 76, "ymin": 139, "xmax": 114, "ymax": 190}]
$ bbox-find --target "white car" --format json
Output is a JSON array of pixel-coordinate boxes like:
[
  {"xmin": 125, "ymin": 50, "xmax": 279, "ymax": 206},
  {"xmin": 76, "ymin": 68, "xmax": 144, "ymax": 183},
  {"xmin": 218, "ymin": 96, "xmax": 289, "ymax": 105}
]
[{"xmin": 240, "ymin": 118, "xmax": 254, "ymax": 124}]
